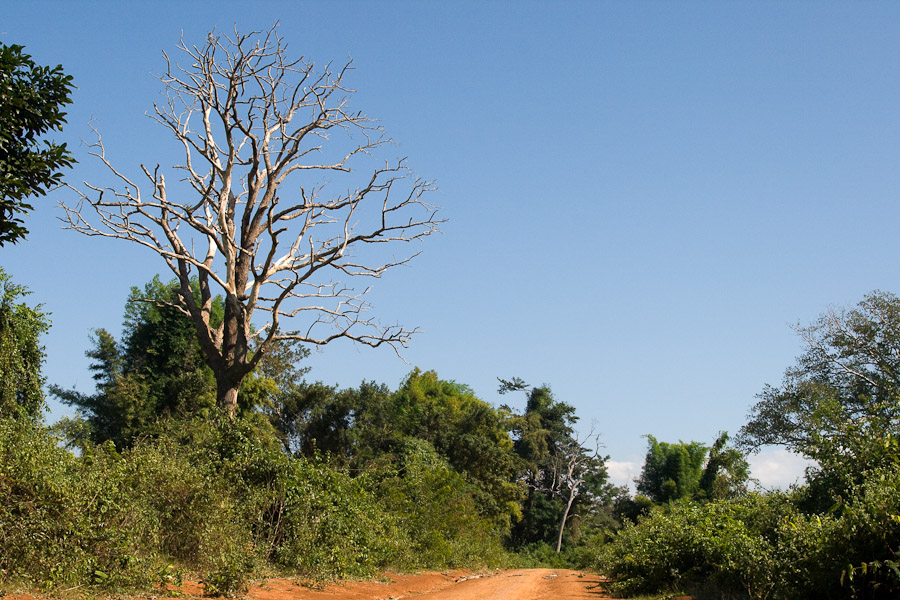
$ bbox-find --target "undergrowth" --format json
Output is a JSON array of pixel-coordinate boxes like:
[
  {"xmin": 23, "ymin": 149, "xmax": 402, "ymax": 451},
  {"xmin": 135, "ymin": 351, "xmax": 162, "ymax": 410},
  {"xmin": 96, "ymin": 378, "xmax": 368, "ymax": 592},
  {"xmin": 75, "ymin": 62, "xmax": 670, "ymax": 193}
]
[{"xmin": 0, "ymin": 414, "xmax": 511, "ymax": 596}]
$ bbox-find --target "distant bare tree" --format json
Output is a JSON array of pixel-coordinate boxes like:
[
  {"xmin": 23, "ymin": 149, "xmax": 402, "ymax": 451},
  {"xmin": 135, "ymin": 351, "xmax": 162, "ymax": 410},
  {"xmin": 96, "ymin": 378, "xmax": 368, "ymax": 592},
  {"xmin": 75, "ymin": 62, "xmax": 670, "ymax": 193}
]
[
  {"xmin": 549, "ymin": 427, "xmax": 604, "ymax": 552},
  {"xmin": 62, "ymin": 26, "xmax": 441, "ymax": 416}
]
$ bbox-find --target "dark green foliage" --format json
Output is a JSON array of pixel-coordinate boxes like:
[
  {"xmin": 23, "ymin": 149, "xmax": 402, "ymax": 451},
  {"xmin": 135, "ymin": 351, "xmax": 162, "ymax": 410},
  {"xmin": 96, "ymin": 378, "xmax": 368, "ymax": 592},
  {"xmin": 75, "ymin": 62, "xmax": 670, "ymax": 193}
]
[
  {"xmin": 391, "ymin": 370, "xmax": 523, "ymax": 527},
  {"xmin": 697, "ymin": 432, "xmax": 751, "ymax": 501},
  {"xmin": 506, "ymin": 384, "xmax": 577, "ymax": 469},
  {"xmin": 267, "ymin": 380, "xmax": 378, "ymax": 458},
  {"xmin": 0, "ymin": 267, "xmax": 49, "ymax": 419},
  {"xmin": 368, "ymin": 438, "xmax": 508, "ymax": 569},
  {"xmin": 53, "ymin": 276, "xmax": 314, "ymax": 451},
  {"xmin": 0, "ymin": 43, "xmax": 74, "ymax": 245},
  {"xmin": 514, "ymin": 491, "xmax": 566, "ymax": 546},
  {"xmin": 500, "ymin": 380, "xmax": 612, "ymax": 550},
  {"xmin": 634, "ymin": 432, "xmax": 750, "ymax": 506},
  {"xmin": 268, "ymin": 369, "xmax": 524, "ymax": 529},
  {"xmin": 52, "ymin": 277, "xmax": 222, "ymax": 448},
  {"xmin": 513, "ymin": 529, "xmax": 610, "ymax": 571},
  {"xmin": 512, "ymin": 541, "xmax": 583, "ymax": 569},
  {"xmin": 503, "ymin": 383, "xmax": 579, "ymax": 548},
  {"xmin": 613, "ymin": 491, "xmax": 655, "ymax": 523},
  {"xmin": 119, "ymin": 277, "xmax": 219, "ymax": 413}
]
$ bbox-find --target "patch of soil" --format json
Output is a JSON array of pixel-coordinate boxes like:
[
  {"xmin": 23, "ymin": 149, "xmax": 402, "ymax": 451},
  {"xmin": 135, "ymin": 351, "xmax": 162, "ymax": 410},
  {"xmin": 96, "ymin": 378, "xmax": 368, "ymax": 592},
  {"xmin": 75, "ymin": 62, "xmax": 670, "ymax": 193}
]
[{"xmin": 246, "ymin": 570, "xmax": 465, "ymax": 600}]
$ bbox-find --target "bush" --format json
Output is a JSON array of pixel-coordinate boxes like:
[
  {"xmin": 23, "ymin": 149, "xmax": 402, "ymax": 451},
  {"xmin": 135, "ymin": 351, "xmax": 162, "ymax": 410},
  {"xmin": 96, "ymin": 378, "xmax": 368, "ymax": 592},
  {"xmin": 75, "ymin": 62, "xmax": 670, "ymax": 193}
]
[
  {"xmin": 598, "ymin": 498, "xmax": 779, "ymax": 599},
  {"xmin": 512, "ymin": 542, "xmax": 574, "ymax": 569},
  {"xmin": 0, "ymin": 411, "xmax": 514, "ymax": 595},
  {"xmin": 369, "ymin": 438, "xmax": 509, "ymax": 570},
  {"xmin": 833, "ymin": 465, "xmax": 900, "ymax": 599},
  {"xmin": 597, "ymin": 473, "xmax": 900, "ymax": 600},
  {"xmin": 0, "ymin": 418, "xmax": 170, "ymax": 591}
]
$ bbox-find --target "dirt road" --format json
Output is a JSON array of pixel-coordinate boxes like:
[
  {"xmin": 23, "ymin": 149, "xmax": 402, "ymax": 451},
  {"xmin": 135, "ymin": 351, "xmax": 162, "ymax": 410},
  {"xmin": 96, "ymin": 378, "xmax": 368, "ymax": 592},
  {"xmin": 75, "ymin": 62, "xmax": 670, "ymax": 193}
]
[
  {"xmin": 1, "ymin": 568, "xmax": 611, "ymax": 600},
  {"xmin": 246, "ymin": 569, "xmax": 608, "ymax": 600}
]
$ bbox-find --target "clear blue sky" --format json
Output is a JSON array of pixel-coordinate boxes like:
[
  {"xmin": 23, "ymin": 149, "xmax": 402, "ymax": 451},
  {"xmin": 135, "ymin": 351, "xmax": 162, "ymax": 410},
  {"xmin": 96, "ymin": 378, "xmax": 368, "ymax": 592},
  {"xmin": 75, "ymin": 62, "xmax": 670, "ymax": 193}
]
[{"xmin": 4, "ymin": 2, "xmax": 900, "ymax": 487}]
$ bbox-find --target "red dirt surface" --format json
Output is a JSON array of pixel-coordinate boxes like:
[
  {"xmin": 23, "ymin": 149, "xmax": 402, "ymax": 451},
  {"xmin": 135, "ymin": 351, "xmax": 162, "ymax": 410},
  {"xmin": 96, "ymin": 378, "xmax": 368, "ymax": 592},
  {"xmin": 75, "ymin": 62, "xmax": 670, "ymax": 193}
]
[
  {"xmin": 2, "ymin": 569, "xmax": 616, "ymax": 600},
  {"xmin": 251, "ymin": 569, "xmax": 608, "ymax": 599},
  {"xmin": 246, "ymin": 569, "xmax": 610, "ymax": 600}
]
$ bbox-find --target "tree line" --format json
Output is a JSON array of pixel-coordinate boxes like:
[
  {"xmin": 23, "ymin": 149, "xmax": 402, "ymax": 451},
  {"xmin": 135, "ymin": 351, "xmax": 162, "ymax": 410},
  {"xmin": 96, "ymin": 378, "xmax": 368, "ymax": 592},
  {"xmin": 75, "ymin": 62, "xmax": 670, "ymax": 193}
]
[
  {"xmin": 1, "ymin": 267, "xmax": 619, "ymax": 592},
  {"xmin": 10, "ymin": 265, "xmax": 900, "ymax": 600}
]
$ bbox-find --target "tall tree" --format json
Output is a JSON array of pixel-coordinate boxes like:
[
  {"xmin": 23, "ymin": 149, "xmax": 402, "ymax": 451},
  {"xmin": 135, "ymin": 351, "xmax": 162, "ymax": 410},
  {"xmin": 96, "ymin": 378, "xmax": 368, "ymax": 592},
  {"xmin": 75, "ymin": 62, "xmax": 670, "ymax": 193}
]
[
  {"xmin": 391, "ymin": 370, "xmax": 522, "ymax": 527},
  {"xmin": 0, "ymin": 43, "xmax": 74, "ymax": 245},
  {"xmin": 62, "ymin": 26, "xmax": 441, "ymax": 416},
  {"xmin": 0, "ymin": 267, "xmax": 50, "ymax": 419},
  {"xmin": 499, "ymin": 378, "xmax": 610, "ymax": 550},
  {"xmin": 264, "ymin": 379, "xmax": 362, "ymax": 457},
  {"xmin": 268, "ymin": 370, "xmax": 523, "ymax": 528},
  {"xmin": 635, "ymin": 432, "xmax": 749, "ymax": 504},
  {"xmin": 737, "ymin": 291, "xmax": 900, "ymax": 496},
  {"xmin": 499, "ymin": 379, "xmax": 578, "ymax": 471}
]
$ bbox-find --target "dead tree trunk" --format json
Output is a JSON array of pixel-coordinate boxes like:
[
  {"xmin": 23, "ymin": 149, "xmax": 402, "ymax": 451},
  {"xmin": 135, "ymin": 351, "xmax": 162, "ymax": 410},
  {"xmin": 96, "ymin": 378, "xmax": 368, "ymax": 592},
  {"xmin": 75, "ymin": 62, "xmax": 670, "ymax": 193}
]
[
  {"xmin": 556, "ymin": 464, "xmax": 581, "ymax": 552},
  {"xmin": 62, "ymin": 25, "xmax": 442, "ymax": 416}
]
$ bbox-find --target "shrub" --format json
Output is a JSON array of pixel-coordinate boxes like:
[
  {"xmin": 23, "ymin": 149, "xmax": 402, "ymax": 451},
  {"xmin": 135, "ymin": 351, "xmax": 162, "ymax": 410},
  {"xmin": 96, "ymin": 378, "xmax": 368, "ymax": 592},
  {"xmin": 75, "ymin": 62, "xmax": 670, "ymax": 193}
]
[
  {"xmin": 598, "ymin": 498, "xmax": 780, "ymax": 599},
  {"xmin": 597, "ymin": 477, "xmax": 900, "ymax": 600},
  {"xmin": 368, "ymin": 438, "xmax": 509, "ymax": 570},
  {"xmin": 0, "ymin": 418, "xmax": 169, "ymax": 591},
  {"xmin": 0, "ymin": 411, "xmax": 514, "ymax": 595}
]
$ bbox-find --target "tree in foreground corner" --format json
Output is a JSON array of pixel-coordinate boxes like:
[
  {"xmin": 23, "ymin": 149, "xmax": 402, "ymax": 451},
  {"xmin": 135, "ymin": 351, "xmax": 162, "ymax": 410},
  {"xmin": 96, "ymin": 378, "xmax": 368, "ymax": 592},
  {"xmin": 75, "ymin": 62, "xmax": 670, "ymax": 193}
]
[
  {"xmin": 62, "ymin": 26, "xmax": 441, "ymax": 417},
  {"xmin": 0, "ymin": 42, "xmax": 75, "ymax": 246}
]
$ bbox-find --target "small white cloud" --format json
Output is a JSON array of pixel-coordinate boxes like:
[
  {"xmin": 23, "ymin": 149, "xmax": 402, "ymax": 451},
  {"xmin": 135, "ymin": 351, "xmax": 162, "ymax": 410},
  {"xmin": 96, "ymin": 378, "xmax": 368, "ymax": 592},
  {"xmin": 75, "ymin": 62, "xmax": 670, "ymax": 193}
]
[
  {"xmin": 747, "ymin": 448, "xmax": 813, "ymax": 489},
  {"xmin": 606, "ymin": 460, "xmax": 639, "ymax": 490}
]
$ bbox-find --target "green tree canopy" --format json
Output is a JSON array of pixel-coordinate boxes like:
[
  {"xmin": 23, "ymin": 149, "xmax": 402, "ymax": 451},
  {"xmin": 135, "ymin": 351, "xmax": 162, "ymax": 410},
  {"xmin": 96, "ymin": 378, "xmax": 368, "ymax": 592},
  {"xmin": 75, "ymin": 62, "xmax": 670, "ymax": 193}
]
[
  {"xmin": 265, "ymin": 379, "xmax": 367, "ymax": 458},
  {"xmin": 500, "ymin": 380, "xmax": 578, "ymax": 472},
  {"xmin": 696, "ymin": 432, "xmax": 750, "ymax": 501},
  {"xmin": 268, "ymin": 369, "xmax": 523, "ymax": 528},
  {"xmin": 737, "ymin": 291, "xmax": 900, "ymax": 496},
  {"xmin": 52, "ymin": 277, "xmax": 221, "ymax": 448},
  {"xmin": 636, "ymin": 435, "xmax": 709, "ymax": 503},
  {"xmin": 0, "ymin": 267, "xmax": 49, "ymax": 419},
  {"xmin": 500, "ymin": 378, "xmax": 611, "ymax": 549},
  {"xmin": 0, "ymin": 43, "xmax": 74, "ymax": 245},
  {"xmin": 54, "ymin": 275, "xmax": 311, "ymax": 450},
  {"xmin": 391, "ymin": 370, "xmax": 522, "ymax": 526}
]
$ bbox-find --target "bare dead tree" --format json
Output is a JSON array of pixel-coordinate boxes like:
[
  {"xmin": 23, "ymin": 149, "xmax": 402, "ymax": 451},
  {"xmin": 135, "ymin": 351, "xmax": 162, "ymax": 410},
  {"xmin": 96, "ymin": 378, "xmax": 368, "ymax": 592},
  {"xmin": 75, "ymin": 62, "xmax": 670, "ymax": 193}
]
[
  {"xmin": 61, "ymin": 25, "xmax": 441, "ymax": 417},
  {"xmin": 550, "ymin": 426, "xmax": 604, "ymax": 553}
]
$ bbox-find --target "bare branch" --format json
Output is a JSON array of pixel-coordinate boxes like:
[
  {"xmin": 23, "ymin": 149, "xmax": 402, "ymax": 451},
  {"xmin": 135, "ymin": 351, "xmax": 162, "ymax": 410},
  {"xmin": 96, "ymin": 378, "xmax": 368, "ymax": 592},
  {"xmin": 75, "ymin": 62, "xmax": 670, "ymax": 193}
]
[{"xmin": 60, "ymin": 25, "xmax": 442, "ymax": 416}]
